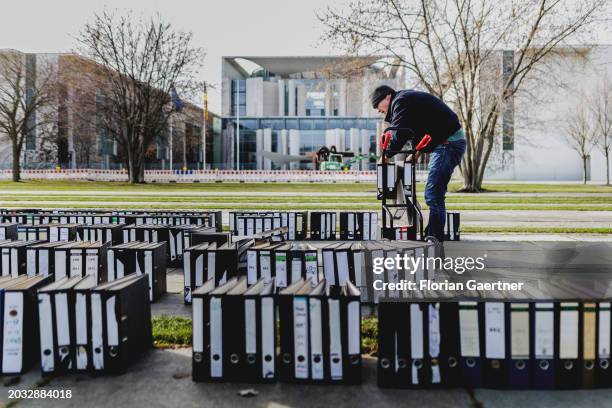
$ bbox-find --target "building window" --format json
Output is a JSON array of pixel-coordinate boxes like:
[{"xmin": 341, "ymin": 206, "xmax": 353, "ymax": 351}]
[{"xmin": 231, "ymin": 79, "xmax": 246, "ymax": 116}]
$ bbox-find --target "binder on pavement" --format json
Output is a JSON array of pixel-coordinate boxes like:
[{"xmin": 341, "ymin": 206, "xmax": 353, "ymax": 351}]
[{"xmin": 2, "ymin": 275, "xmax": 53, "ymax": 375}]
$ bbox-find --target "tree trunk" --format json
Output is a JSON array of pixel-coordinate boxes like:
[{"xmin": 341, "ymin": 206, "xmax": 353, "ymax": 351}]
[
  {"xmin": 11, "ymin": 141, "xmax": 21, "ymax": 182},
  {"xmin": 606, "ymin": 151, "xmax": 610, "ymax": 185},
  {"xmin": 583, "ymin": 156, "xmax": 588, "ymax": 184},
  {"xmin": 127, "ymin": 149, "xmax": 137, "ymax": 184}
]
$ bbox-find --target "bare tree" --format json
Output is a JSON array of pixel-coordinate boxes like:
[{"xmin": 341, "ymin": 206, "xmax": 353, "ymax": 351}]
[
  {"xmin": 590, "ymin": 76, "xmax": 612, "ymax": 185},
  {"xmin": 319, "ymin": 0, "xmax": 605, "ymax": 191},
  {"xmin": 565, "ymin": 105, "xmax": 595, "ymax": 184},
  {"xmin": 76, "ymin": 10, "xmax": 204, "ymax": 183},
  {"xmin": 0, "ymin": 50, "xmax": 57, "ymax": 181}
]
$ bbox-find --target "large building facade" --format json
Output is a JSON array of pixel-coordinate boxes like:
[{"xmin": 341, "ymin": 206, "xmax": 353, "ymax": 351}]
[
  {"xmin": 219, "ymin": 56, "xmax": 404, "ymax": 170},
  {"xmin": 482, "ymin": 45, "xmax": 612, "ymax": 182},
  {"xmin": 0, "ymin": 50, "xmax": 220, "ymax": 171}
]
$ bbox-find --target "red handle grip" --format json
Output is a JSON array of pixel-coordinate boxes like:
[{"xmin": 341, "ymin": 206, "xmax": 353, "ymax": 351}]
[
  {"xmin": 415, "ymin": 134, "xmax": 432, "ymax": 151},
  {"xmin": 380, "ymin": 131, "xmax": 392, "ymax": 150}
]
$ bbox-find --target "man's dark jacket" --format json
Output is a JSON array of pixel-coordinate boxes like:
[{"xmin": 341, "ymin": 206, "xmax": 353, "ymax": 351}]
[{"xmin": 384, "ymin": 90, "xmax": 461, "ymax": 156}]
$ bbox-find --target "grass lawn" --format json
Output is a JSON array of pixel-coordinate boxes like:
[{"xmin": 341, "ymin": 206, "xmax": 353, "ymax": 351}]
[
  {"xmin": 462, "ymin": 226, "xmax": 612, "ymax": 234},
  {"xmin": 1, "ymin": 179, "xmax": 612, "ymax": 194},
  {"xmin": 152, "ymin": 315, "xmax": 379, "ymax": 356}
]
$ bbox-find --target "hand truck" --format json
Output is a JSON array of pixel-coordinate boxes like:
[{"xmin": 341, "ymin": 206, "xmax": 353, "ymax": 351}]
[{"xmin": 377, "ymin": 126, "xmax": 437, "ymax": 243}]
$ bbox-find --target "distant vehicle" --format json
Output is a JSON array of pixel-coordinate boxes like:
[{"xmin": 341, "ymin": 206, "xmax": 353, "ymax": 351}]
[{"xmin": 258, "ymin": 146, "xmax": 378, "ymax": 171}]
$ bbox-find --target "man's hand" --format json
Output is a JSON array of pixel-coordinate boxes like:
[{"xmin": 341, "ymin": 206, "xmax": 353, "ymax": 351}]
[{"xmin": 406, "ymin": 151, "xmax": 422, "ymax": 163}]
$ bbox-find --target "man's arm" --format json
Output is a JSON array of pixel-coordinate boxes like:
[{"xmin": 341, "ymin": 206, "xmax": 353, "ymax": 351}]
[{"xmin": 385, "ymin": 97, "xmax": 416, "ymax": 158}]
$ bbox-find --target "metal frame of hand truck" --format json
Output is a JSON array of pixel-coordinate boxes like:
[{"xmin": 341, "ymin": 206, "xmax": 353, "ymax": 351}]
[{"xmin": 377, "ymin": 126, "xmax": 426, "ymax": 241}]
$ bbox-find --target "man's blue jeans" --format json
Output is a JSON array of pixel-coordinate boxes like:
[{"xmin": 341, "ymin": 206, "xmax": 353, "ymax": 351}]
[{"xmin": 424, "ymin": 138, "xmax": 466, "ymax": 241}]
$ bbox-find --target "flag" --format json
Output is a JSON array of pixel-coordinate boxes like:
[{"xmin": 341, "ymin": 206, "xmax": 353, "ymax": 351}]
[{"xmin": 171, "ymin": 86, "xmax": 184, "ymax": 112}]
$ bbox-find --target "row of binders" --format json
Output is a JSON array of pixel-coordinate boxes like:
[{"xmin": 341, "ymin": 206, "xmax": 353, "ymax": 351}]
[
  {"xmin": 229, "ymin": 211, "xmax": 378, "ymax": 241},
  {"xmin": 378, "ymin": 280, "xmax": 612, "ymax": 389},
  {"xmin": 1, "ymin": 209, "xmax": 222, "ymax": 231},
  {"xmin": 0, "ymin": 273, "xmax": 151, "ymax": 376},
  {"xmin": 184, "ymin": 239, "xmax": 434, "ymax": 304},
  {"xmin": 245, "ymin": 240, "xmax": 434, "ymax": 303},
  {"xmin": 191, "ymin": 277, "xmax": 361, "ymax": 384},
  {"xmin": 37, "ymin": 274, "xmax": 152, "ymax": 376},
  {"xmin": 1, "ymin": 239, "xmax": 167, "ymax": 303}
]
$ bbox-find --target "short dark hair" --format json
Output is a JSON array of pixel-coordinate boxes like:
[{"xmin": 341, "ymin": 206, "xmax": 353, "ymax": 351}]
[{"xmin": 371, "ymin": 85, "xmax": 396, "ymax": 108}]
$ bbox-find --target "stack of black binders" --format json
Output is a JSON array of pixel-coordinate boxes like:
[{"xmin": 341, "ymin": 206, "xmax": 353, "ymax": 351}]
[
  {"xmin": 377, "ymin": 277, "xmax": 612, "ymax": 389},
  {"xmin": 338, "ymin": 212, "xmax": 378, "ymax": 240},
  {"xmin": 76, "ymin": 223, "xmax": 125, "ymax": 245},
  {"xmin": 18, "ymin": 223, "xmax": 80, "ymax": 242},
  {"xmin": 2, "ymin": 275, "xmax": 53, "ymax": 375},
  {"xmin": 309, "ymin": 212, "xmax": 337, "ymax": 240},
  {"xmin": 183, "ymin": 241, "xmax": 248, "ymax": 304},
  {"xmin": 51, "ymin": 241, "xmax": 110, "ymax": 283},
  {"xmin": 277, "ymin": 278, "xmax": 362, "ymax": 384},
  {"xmin": 444, "ymin": 212, "xmax": 460, "ymax": 241},
  {"xmin": 0, "ymin": 223, "xmax": 18, "ymax": 240},
  {"xmin": 38, "ymin": 274, "xmax": 152, "ymax": 376},
  {"xmin": 107, "ymin": 242, "xmax": 167, "ymax": 302},
  {"xmin": 0, "ymin": 240, "xmax": 43, "ymax": 278},
  {"xmin": 192, "ymin": 277, "xmax": 276, "ymax": 383}
]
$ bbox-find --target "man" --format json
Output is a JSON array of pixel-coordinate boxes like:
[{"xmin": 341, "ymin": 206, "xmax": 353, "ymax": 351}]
[{"xmin": 371, "ymin": 85, "xmax": 466, "ymax": 241}]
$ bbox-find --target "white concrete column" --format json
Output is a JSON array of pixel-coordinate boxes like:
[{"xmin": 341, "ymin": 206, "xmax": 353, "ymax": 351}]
[
  {"xmin": 338, "ymin": 79, "xmax": 347, "ymax": 116},
  {"xmin": 278, "ymin": 79, "xmax": 285, "ymax": 116},
  {"xmin": 296, "ymin": 84, "xmax": 306, "ymax": 116},
  {"xmin": 289, "ymin": 129, "xmax": 300, "ymax": 170},
  {"xmin": 263, "ymin": 128, "xmax": 272, "ymax": 170},
  {"xmin": 350, "ymin": 128, "xmax": 360, "ymax": 154},
  {"xmin": 325, "ymin": 83, "xmax": 333, "ymax": 116},
  {"xmin": 279, "ymin": 129, "xmax": 289, "ymax": 170},
  {"xmin": 288, "ymin": 80, "xmax": 296, "ymax": 116},
  {"xmin": 361, "ymin": 129, "xmax": 371, "ymax": 170},
  {"xmin": 256, "ymin": 129, "xmax": 264, "ymax": 169}
]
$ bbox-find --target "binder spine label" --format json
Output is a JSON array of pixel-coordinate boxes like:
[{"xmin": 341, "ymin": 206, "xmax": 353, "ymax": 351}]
[
  {"xmin": 309, "ymin": 298, "xmax": 324, "ymax": 380},
  {"xmin": 485, "ymin": 302, "xmax": 505, "ymax": 359},
  {"xmin": 560, "ymin": 303, "xmax": 579, "ymax": 359},
  {"xmin": 510, "ymin": 303, "xmax": 530, "ymax": 359},
  {"xmin": 429, "ymin": 303, "xmax": 441, "ymax": 384},
  {"xmin": 245, "ymin": 299, "xmax": 257, "ymax": 354},
  {"xmin": 261, "ymin": 297, "xmax": 275, "ymax": 379},
  {"xmin": 210, "ymin": 297, "xmax": 223, "ymax": 378},
  {"xmin": 38, "ymin": 293, "xmax": 55, "ymax": 373},
  {"xmin": 293, "ymin": 297, "xmax": 309, "ymax": 379},
  {"xmin": 599, "ymin": 303, "xmax": 611, "ymax": 358},
  {"xmin": 535, "ymin": 303, "xmax": 554, "ymax": 358},
  {"xmin": 91, "ymin": 293, "xmax": 104, "ymax": 370},
  {"xmin": 329, "ymin": 299, "xmax": 343, "ymax": 380},
  {"xmin": 459, "ymin": 302, "xmax": 480, "ymax": 357},
  {"xmin": 192, "ymin": 298, "xmax": 204, "ymax": 352}
]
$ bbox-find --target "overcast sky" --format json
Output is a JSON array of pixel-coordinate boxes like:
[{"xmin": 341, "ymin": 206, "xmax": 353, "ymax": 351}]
[
  {"xmin": 1, "ymin": 0, "xmax": 338, "ymax": 112},
  {"xmin": 2, "ymin": 1, "xmax": 610, "ymax": 113}
]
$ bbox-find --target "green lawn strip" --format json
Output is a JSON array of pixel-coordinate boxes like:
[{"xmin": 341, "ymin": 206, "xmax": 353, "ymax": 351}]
[
  {"xmin": 2, "ymin": 202, "xmax": 612, "ymax": 211},
  {"xmin": 152, "ymin": 315, "xmax": 192, "ymax": 348},
  {"xmin": 4, "ymin": 194, "xmax": 612, "ymax": 205},
  {"xmin": 449, "ymin": 182, "xmax": 612, "ymax": 194},
  {"xmin": 1, "ymin": 194, "xmax": 377, "ymax": 204},
  {"xmin": 152, "ymin": 315, "xmax": 379, "ymax": 355},
  {"xmin": 462, "ymin": 226, "xmax": 612, "ymax": 234},
  {"xmin": 0, "ymin": 180, "xmax": 375, "ymax": 193},
  {"xmin": 3, "ymin": 180, "xmax": 612, "ymax": 194}
]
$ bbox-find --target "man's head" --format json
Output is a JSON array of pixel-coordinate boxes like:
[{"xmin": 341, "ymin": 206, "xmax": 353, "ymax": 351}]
[{"xmin": 371, "ymin": 85, "xmax": 396, "ymax": 114}]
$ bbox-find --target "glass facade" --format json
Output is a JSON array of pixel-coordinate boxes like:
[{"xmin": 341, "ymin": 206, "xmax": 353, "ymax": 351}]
[{"xmin": 221, "ymin": 117, "xmax": 380, "ymax": 170}]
